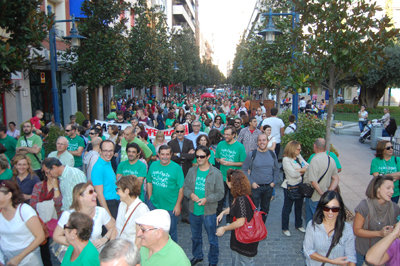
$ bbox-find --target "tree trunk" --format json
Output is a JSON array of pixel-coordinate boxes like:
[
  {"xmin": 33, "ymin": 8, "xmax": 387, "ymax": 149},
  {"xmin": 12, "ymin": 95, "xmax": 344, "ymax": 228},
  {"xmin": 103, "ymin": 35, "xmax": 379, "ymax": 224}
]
[
  {"xmin": 276, "ymin": 87, "xmax": 281, "ymax": 112},
  {"xmin": 325, "ymin": 67, "xmax": 336, "ymax": 151},
  {"xmin": 359, "ymin": 81, "xmax": 387, "ymax": 108}
]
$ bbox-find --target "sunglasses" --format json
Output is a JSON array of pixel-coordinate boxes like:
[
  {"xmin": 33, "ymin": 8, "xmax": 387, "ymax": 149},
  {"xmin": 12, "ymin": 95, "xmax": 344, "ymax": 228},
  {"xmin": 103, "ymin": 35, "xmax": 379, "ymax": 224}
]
[
  {"xmin": 89, "ymin": 132, "xmax": 96, "ymax": 135},
  {"xmin": 323, "ymin": 206, "xmax": 341, "ymax": 213},
  {"xmin": 175, "ymin": 130, "xmax": 185, "ymax": 133},
  {"xmin": 65, "ymin": 129, "xmax": 71, "ymax": 132},
  {"xmin": 81, "ymin": 189, "xmax": 95, "ymax": 196},
  {"xmin": 64, "ymin": 224, "xmax": 75, "ymax": 230},
  {"xmin": 196, "ymin": 155, "xmax": 207, "ymax": 159},
  {"xmin": 386, "ymin": 146, "xmax": 393, "ymax": 150}
]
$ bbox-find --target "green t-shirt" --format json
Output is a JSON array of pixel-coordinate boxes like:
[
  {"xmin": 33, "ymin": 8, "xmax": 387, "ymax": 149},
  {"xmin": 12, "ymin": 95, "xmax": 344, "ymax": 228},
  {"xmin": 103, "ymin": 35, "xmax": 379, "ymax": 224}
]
[
  {"xmin": 193, "ymin": 168, "xmax": 209, "ymax": 216},
  {"xmin": 61, "ymin": 241, "xmax": 100, "ymax": 266},
  {"xmin": 147, "ymin": 142, "xmax": 157, "ymax": 156},
  {"xmin": 147, "ymin": 161, "xmax": 184, "ymax": 211},
  {"xmin": 140, "ymin": 237, "xmax": 190, "ymax": 266},
  {"xmin": 370, "ymin": 156, "xmax": 400, "ymax": 197},
  {"xmin": 308, "ymin": 151, "xmax": 342, "ymax": 169},
  {"xmin": 0, "ymin": 135, "xmax": 17, "ymax": 161},
  {"xmin": 219, "ymin": 113, "xmax": 227, "ymax": 124},
  {"xmin": 192, "ymin": 149, "xmax": 215, "ymax": 165},
  {"xmin": 66, "ymin": 135, "xmax": 85, "ymax": 167},
  {"xmin": 0, "ymin": 168, "xmax": 12, "ymax": 180},
  {"xmin": 117, "ymin": 160, "xmax": 147, "ymax": 201},
  {"xmin": 166, "ymin": 118, "xmax": 175, "ymax": 128},
  {"xmin": 16, "ymin": 134, "xmax": 43, "ymax": 170},
  {"xmin": 120, "ymin": 137, "xmax": 152, "ymax": 162},
  {"xmin": 215, "ymin": 140, "xmax": 246, "ymax": 181}
]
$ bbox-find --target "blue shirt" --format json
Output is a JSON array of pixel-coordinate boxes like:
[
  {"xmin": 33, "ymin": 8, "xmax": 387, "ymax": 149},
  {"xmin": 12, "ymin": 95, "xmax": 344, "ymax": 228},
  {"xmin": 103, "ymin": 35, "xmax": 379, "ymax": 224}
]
[{"xmin": 92, "ymin": 157, "xmax": 119, "ymax": 201}]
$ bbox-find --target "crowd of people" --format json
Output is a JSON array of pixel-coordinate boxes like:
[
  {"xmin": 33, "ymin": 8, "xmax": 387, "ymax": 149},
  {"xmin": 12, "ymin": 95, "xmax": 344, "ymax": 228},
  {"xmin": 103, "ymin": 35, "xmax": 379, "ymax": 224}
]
[{"xmin": 0, "ymin": 92, "xmax": 400, "ymax": 266}]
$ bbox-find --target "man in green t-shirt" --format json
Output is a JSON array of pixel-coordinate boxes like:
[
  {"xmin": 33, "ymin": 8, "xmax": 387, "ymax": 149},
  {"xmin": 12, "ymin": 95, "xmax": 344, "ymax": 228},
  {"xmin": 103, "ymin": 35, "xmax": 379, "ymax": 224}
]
[
  {"xmin": 65, "ymin": 124, "xmax": 85, "ymax": 169},
  {"xmin": 146, "ymin": 145, "xmax": 184, "ymax": 243},
  {"xmin": 0, "ymin": 124, "xmax": 17, "ymax": 161},
  {"xmin": 16, "ymin": 121, "xmax": 43, "ymax": 172},
  {"xmin": 120, "ymin": 126, "xmax": 152, "ymax": 162},
  {"xmin": 215, "ymin": 125, "xmax": 246, "ymax": 219},
  {"xmin": 117, "ymin": 142, "xmax": 147, "ymax": 201}
]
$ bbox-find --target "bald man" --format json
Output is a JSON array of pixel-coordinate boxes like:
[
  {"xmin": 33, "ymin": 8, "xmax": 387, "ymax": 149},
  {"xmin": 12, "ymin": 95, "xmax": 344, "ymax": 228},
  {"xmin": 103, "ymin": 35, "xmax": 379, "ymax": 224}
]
[
  {"xmin": 83, "ymin": 136, "xmax": 102, "ymax": 181},
  {"xmin": 48, "ymin": 136, "xmax": 74, "ymax": 167}
]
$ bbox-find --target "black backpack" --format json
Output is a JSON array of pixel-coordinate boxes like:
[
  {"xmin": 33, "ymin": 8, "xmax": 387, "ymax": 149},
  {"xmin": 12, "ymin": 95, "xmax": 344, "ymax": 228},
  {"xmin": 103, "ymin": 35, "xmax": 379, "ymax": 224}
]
[{"xmin": 386, "ymin": 118, "xmax": 397, "ymax": 137}]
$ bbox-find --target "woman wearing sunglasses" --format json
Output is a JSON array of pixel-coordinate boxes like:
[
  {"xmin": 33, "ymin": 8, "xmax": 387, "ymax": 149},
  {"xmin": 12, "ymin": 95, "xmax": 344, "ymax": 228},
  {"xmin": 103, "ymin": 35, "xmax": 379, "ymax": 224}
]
[
  {"xmin": 353, "ymin": 175, "xmax": 400, "ymax": 265},
  {"xmin": 370, "ymin": 140, "xmax": 400, "ymax": 203},
  {"xmin": 53, "ymin": 182, "xmax": 117, "ymax": 252},
  {"xmin": 303, "ymin": 190, "xmax": 356, "ymax": 266},
  {"xmin": 61, "ymin": 212, "xmax": 100, "ymax": 265}
]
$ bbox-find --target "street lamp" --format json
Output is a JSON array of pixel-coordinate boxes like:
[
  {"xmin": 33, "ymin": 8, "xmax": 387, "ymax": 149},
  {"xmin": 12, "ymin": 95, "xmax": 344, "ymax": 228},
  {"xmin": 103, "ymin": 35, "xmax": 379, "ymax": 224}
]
[
  {"xmin": 48, "ymin": 5, "xmax": 85, "ymax": 126},
  {"xmin": 169, "ymin": 61, "xmax": 180, "ymax": 97},
  {"xmin": 237, "ymin": 61, "xmax": 250, "ymax": 96},
  {"xmin": 259, "ymin": 7, "xmax": 299, "ymax": 119}
]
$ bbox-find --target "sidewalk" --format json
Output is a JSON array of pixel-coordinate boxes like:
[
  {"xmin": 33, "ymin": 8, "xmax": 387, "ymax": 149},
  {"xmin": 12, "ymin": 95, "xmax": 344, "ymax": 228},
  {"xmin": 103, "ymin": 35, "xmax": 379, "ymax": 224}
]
[{"xmin": 331, "ymin": 133, "xmax": 375, "ymax": 214}]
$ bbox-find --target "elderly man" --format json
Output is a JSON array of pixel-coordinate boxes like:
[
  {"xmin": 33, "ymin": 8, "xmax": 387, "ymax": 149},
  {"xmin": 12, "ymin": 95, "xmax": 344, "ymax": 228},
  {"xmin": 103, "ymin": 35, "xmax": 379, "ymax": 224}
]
[
  {"xmin": 100, "ymin": 239, "xmax": 140, "ymax": 266},
  {"xmin": 42, "ymin": 157, "xmax": 86, "ymax": 210},
  {"xmin": 146, "ymin": 145, "xmax": 184, "ymax": 242},
  {"xmin": 304, "ymin": 138, "xmax": 339, "ymax": 224},
  {"xmin": 83, "ymin": 136, "xmax": 102, "ymax": 181},
  {"xmin": 48, "ymin": 136, "xmax": 74, "ymax": 167},
  {"xmin": 92, "ymin": 140, "xmax": 120, "ymax": 218},
  {"xmin": 185, "ymin": 121, "xmax": 206, "ymax": 149},
  {"xmin": 65, "ymin": 124, "xmax": 85, "ymax": 170},
  {"xmin": 136, "ymin": 209, "xmax": 190, "ymax": 265},
  {"xmin": 120, "ymin": 126, "xmax": 152, "ymax": 162}
]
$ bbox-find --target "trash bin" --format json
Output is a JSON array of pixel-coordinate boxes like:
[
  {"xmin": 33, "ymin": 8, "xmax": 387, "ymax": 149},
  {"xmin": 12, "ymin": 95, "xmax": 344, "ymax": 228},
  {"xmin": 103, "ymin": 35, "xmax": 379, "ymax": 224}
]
[{"xmin": 371, "ymin": 125, "xmax": 383, "ymax": 149}]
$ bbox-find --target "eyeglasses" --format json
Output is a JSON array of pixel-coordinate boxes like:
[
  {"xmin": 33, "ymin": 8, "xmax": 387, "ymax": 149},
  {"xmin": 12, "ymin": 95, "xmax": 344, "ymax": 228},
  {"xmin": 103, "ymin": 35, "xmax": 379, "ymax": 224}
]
[
  {"xmin": 138, "ymin": 225, "xmax": 158, "ymax": 233},
  {"xmin": 64, "ymin": 224, "xmax": 75, "ymax": 230},
  {"xmin": 175, "ymin": 130, "xmax": 185, "ymax": 133},
  {"xmin": 234, "ymin": 122, "xmax": 240, "ymax": 124},
  {"xmin": 323, "ymin": 206, "xmax": 341, "ymax": 213},
  {"xmin": 116, "ymin": 187, "xmax": 121, "ymax": 192},
  {"xmin": 196, "ymin": 155, "xmax": 207, "ymax": 159},
  {"xmin": 89, "ymin": 132, "xmax": 96, "ymax": 135},
  {"xmin": 386, "ymin": 146, "xmax": 394, "ymax": 150}
]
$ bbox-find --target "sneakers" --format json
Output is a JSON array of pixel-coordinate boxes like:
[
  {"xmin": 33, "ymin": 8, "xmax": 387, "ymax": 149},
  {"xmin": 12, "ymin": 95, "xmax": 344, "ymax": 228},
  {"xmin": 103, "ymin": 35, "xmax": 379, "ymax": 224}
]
[
  {"xmin": 282, "ymin": 230, "xmax": 291, "ymax": 237},
  {"xmin": 297, "ymin": 227, "xmax": 306, "ymax": 233}
]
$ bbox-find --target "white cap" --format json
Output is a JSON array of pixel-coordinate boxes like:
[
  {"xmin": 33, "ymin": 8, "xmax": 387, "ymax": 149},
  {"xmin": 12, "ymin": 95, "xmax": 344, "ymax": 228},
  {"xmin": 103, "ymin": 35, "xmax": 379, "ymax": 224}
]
[{"xmin": 135, "ymin": 209, "xmax": 171, "ymax": 231}]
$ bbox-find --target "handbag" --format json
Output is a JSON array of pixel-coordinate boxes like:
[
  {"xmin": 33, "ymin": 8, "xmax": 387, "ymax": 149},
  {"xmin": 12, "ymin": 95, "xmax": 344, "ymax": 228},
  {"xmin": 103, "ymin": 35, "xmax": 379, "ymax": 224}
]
[
  {"xmin": 299, "ymin": 156, "xmax": 330, "ymax": 198},
  {"xmin": 234, "ymin": 195, "xmax": 267, "ymax": 244}
]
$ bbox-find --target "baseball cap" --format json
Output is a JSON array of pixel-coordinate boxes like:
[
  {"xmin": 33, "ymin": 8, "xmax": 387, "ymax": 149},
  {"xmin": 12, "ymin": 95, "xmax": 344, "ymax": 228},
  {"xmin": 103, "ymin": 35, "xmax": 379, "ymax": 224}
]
[{"xmin": 135, "ymin": 209, "xmax": 171, "ymax": 231}]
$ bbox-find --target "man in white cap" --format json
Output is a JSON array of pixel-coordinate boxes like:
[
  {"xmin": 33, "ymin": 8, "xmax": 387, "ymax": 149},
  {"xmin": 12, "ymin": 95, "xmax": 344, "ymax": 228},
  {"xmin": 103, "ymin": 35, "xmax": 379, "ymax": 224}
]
[{"xmin": 136, "ymin": 209, "xmax": 190, "ymax": 266}]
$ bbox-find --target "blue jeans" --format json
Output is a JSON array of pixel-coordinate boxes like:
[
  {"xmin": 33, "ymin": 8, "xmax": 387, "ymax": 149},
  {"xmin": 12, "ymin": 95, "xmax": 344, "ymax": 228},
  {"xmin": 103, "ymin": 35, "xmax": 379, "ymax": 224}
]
[
  {"xmin": 252, "ymin": 184, "xmax": 273, "ymax": 223},
  {"xmin": 359, "ymin": 121, "xmax": 366, "ymax": 132},
  {"xmin": 189, "ymin": 213, "xmax": 219, "ymax": 265},
  {"xmin": 147, "ymin": 200, "xmax": 178, "ymax": 243},
  {"xmin": 356, "ymin": 251, "xmax": 365, "ymax": 266},
  {"xmin": 305, "ymin": 198, "xmax": 318, "ymax": 225},
  {"xmin": 281, "ymin": 188, "xmax": 303, "ymax": 230}
]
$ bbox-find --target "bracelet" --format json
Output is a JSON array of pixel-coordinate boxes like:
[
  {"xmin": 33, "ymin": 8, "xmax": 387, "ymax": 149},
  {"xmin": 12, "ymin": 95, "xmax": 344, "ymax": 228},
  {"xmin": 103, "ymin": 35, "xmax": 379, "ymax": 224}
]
[{"xmin": 53, "ymin": 188, "xmax": 59, "ymax": 191}]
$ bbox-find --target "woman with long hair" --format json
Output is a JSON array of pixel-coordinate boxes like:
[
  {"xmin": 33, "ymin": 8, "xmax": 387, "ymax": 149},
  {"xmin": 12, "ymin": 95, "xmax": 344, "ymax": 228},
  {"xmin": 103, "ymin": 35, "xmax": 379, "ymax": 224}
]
[
  {"xmin": 212, "ymin": 115, "xmax": 225, "ymax": 132},
  {"xmin": 0, "ymin": 180, "xmax": 45, "ymax": 265},
  {"xmin": 216, "ymin": 170, "xmax": 259, "ymax": 265},
  {"xmin": 115, "ymin": 176, "xmax": 149, "ymax": 241},
  {"xmin": 61, "ymin": 212, "xmax": 100, "ymax": 265},
  {"xmin": 370, "ymin": 140, "xmax": 400, "ymax": 203},
  {"xmin": 192, "ymin": 135, "xmax": 215, "ymax": 166},
  {"xmin": 153, "ymin": 130, "xmax": 167, "ymax": 155},
  {"xmin": 177, "ymin": 108, "xmax": 186, "ymax": 124},
  {"xmin": 53, "ymin": 182, "xmax": 116, "ymax": 250},
  {"xmin": 353, "ymin": 175, "xmax": 400, "ymax": 265},
  {"xmin": 281, "ymin": 140, "xmax": 308, "ymax": 236},
  {"xmin": 107, "ymin": 125, "xmax": 119, "ymax": 144},
  {"xmin": 12, "ymin": 154, "xmax": 40, "ymax": 202},
  {"xmin": 303, "ymin": 190, "xmax": 356, "ymax": 265}
]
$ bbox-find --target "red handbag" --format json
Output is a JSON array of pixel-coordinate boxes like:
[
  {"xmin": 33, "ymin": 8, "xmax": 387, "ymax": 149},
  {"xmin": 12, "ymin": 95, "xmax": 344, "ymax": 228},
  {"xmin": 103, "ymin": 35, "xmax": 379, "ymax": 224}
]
[{"xmin": 233, "ymin": 195, "xmax": 268, "ymax": 244}]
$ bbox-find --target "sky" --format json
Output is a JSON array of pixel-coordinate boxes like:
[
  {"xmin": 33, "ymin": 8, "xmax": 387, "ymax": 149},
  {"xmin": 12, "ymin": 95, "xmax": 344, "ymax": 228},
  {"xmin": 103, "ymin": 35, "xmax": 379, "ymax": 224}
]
[{"xmin": 198, "ymin": 0, "xmax": 258, "ymax": 77}]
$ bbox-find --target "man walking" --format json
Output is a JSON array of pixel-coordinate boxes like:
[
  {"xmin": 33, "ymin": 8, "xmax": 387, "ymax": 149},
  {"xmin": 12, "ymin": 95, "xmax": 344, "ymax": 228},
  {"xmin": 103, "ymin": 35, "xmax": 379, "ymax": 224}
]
[
  {"xmin": 241, "ymin": 134, "xmax": 279, "ymax": 222},
  {"xmin": 146, "ymin": 145, "xmax": 184, "ymax": 242},
  {"xmin": 215, "ymin": 126, "xmax": 246, "ymax": 218},
  {"xmin": 237, "ymin": 117, "xmax": 262, "ymax": 153},
  {"xmin": 92, "ymin": 140, "xmax": 120, "ymax": 218},
  {"xmin": 48, "ymin": 136, "xmax": 74, "ymax": 167},
  {"xmin": 184, "ymin": 146, "xmax": 224, "ymax": 266},
  {"xmin": 65, "ymin": 124, "xmax": 85, "ymax": 170},
  {"xmin": 261, "ymin": 107, "xmax": 285, "ymax": 157},
  {"xmin": 304, "ymin": 138, "xmax": 339, "ymax": 224}
]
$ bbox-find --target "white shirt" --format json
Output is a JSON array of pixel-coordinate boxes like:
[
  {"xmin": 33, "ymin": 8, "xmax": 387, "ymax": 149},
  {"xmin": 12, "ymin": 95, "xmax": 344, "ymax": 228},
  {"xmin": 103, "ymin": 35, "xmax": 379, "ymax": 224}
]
[
  {"xmin": 58, "ymin": 207, "xmax": 111, "ymax": 241},
  {"xmin": 116, "ymin": 198, "xmax": 149, "ymax": 241},
  {"xmin": 261, "ymin": 106, "xmax": 266, "ymax": 114},
  {"xmin": 261, "ymin": 117, "xmax": 285, "ymax": 143},
  {"xmin": 6, "ymin": 129, "xmax": 20, "ymax": 138},
  {"xmin": 299, "ymin": 100, "xmax": 307, "ymax": 108},
  {"xmin": 48, "ymin": 151, "xmax": 75, "ymax": 167},
  {"xmin": 284, "ymin": 123, "xmax": 297, "ymax": 135}
]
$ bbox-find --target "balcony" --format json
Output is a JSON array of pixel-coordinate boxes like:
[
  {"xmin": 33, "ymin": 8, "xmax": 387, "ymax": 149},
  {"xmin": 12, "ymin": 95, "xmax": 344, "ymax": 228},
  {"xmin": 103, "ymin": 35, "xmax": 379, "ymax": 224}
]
[{"xmin": 172, "ymin": 5, "xmax": 195, "ymax": 32}]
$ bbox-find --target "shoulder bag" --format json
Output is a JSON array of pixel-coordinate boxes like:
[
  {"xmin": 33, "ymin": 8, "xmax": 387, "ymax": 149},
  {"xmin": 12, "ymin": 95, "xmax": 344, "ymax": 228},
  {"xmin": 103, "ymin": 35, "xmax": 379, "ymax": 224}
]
[
  {"xmin": 299, "ymin": 156, "xmax": 330, "ymax": 198},
  {"xmin": 234, "ymin": 195, "xmax": 267, "ymax": 244},
  {"xmin": 119, "ymin": 202, "xmax": 142, "ymax": 236},
  {"xmin": 23, "ymin": 135, "xmax": 42, "ymax": 164}
]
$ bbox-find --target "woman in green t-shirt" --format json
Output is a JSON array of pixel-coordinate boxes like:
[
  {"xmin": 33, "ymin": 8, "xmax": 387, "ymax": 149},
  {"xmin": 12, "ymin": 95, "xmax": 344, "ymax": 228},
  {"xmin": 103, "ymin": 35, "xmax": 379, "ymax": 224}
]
[
  {"xmin": 61, "ymin": 212, "xmax": 100, "ymax": 266},
  {"xmin": 370, "ymin": 140, "xmax": 400, "ymax": 203}
]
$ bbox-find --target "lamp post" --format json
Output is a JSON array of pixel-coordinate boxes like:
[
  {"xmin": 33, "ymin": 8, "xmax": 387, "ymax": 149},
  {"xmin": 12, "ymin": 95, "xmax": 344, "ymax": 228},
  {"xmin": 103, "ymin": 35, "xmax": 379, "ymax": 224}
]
[
  {"xmin": 48, "ymin": 5, "xmax": 85, "ymax": 126},
  {"xmin": 169, "ymin": 61, "xmax": 179, "ymax": 97},
  {"xmin": 259, "ymin": 7, "xmax": 299, "ymax": 119}
]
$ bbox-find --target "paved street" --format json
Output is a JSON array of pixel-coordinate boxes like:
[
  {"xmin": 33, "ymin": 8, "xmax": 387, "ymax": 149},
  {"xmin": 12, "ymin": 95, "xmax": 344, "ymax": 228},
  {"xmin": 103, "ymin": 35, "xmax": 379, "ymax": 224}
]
[{"xmin": 177, "ymin": 132, "xmax": 372, "ymax": 265}]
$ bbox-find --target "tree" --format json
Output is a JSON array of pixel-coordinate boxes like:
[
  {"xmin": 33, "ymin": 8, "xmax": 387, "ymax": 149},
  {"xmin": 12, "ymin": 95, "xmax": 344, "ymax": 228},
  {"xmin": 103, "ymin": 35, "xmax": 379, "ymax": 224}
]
[
  {"xmin": 291, "ymin": 0, "xmax": 398, "ymax": 147},
  {"xmin": 63, "ymin": 0, "xmax": 129, "ymax": 90},
  {"xmin": 0, "ymin": 0, "xmax": 49, "ymax": 91}
]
